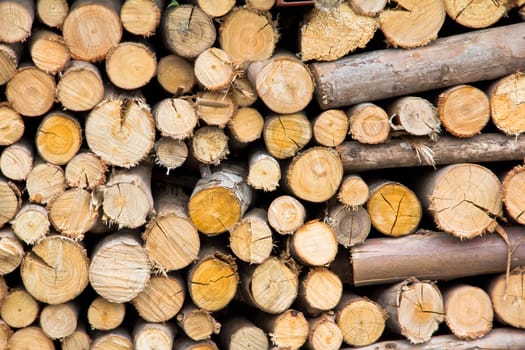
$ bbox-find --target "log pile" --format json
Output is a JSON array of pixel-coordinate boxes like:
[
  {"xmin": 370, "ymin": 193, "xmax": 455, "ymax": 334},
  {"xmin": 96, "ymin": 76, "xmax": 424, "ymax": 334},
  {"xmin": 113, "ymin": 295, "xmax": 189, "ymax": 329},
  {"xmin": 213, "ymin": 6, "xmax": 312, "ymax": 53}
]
[{"xmin": 1, "ymin": 0, "xmax": 525, "ymax": 349}]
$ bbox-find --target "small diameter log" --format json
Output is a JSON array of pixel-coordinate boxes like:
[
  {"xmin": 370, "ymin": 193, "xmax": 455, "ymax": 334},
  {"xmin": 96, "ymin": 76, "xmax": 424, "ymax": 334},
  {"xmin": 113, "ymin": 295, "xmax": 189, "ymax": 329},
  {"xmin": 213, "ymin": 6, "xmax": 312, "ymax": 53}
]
[
  {"xmin": 120, "ymin": 0, "xmax": 164, "ymax": 37},
  {"xmin": 6, "ymin": 65, "xmax": 55, "ymax": 117},
  {"xmin": 161, "ymin": 4, "xmax": 216, "ymax": 59},
  {"xmin": 86, "ymin": 93, "xmax": 155, "ymax": 168},
  {"xmin": 57, "ymin": 60, "xmax": 104, "ymax": 111},
  {"xmin": 196, "ymin": 0, "xmax": 234, "ymax": 17},
  {"xmin": 190, "ymin": 126, "xmax": 230, "ymax": 165},
  {"xmin": 0, "ymin": 104, "xmax": 24, "ymax": 146},
  {"xmin": 327, "ymin": 204, "xmax": 371, "ymax": 247},
  {"xmin": 133, "ymin": 322, "xmax": 175, "ymax": 350},
  {"xmin": 336, "ymin": 293, "xmax": 386, "ymax": 347},
  {"xmin": 419, "ymin": 163, "xmax": 502, "ymax": 238},
  {"xmin": 0, "ymin": 229, "xmax": 24, "ymax": 275},
  {"xmin": 89, "ymin": 232, "xmax": 151, "ymax": 303},
  {"xmin": 239, "ymin": 257, "xmax": 299, "ymax": 314},
  {"xmin": 26, "ymin": 160, "xmax": 66, "ymax": 205},
  {"xmin": 0, "ymin": 43, "xmax": 21, "ymax": 85},
  {"xmin": 346, "ymin": 103, "xmax": 390, "ymax": 145},
  {"xmin": 389, "ymin": 96, "xmax": 440, "ymax": 137},
  {"xmin": 311, "ymin": 22, "xmax": 525, "ymax": 109},
  {"xmin": 194, "ymin": 47, "xmax": 235, "ymax": 91},
  {"xmin": 229, "ymin": 208, "xmax": 273, "ymax": 264},
  {"xmin": 256, "ymin": 309, "xmax": 309, "ymax": 350},
  {"xmin": 36, "ymin": 112, "xmax": 82, "ymax": 166},
  {"xmin": 196, "ymin": 91, "xmax": 237, "ymax": 128},
  {"xmin": 337, "ymin": 174, "xmax": 369, "ymax": 208},
  {"xmin": 28, "ymin": 29, "xmax": 70, "ymax": 74},
  {"xmin": 106, "ymin": 41, "xmax": 157, "ymax": 90},
  {"xmin": 188, "ymin": 166, "xmax": 252, "ymax": 235},
  {"xmin": 1, "ymin": 288, "xmax": 38, "ymax": 328},
  {"xmin": 267, "ymin": 195, "xmax": 306, "ymax": 235},
  {"xmin": 187, "ymin": 247, "xmax": 239, "ymax": 312},
  {"xmin": 443, "ymin": 284, "xmax": 493, "ymax": 340},
  {"xmin": 437, "ymin": 84, "xmax": 490, "ymax": 137},
  {"xmin": 61, "ymin": 326, "xmax": 92, "ymax": 350},
  {"xmin": 220, "ymin": 317, "xmax": 268, "ymax": 350},
  {"xmin": 338, "ymin": 133, "xmax": 525, "ymax": 172},
  {"xmin": 263, "ymin": 112, "xmax": 312, "ymax": 160},
  {"xmin": 65, "ymin": 151, "xmax": 107, "ymax": 190},
  {"xmin": 247, "ymin": 150, "xmax": 281, "ymax": 191},
  {"xmin": 312, "ymin": 109, "xmax": 349, "ymax": 147},
  {"xmin": 286, "ymin": 147, "xmax": 343, "ymax": 203},
  {"xmin": 0, "ymin": 178, "xmax": 21, "ymax": 229},
  {"xmin": 488, "ymin": 268, "xmax": 525, "ymax": 329},
  {"xmin": 91, "ymin": 330, "xmax": 133, "ymax": 350},
  {"xmin": 0, "ymin": 0, "xmax": 34, "ymax": 43},
  {"xmin": 0, "ymin": 139, "xmax": 34, "ymax": 181},
  {"xmin": 300, "ymin": 2, "xmax": 377, "ymax": 62},
  {"xmin": 297, "ymin": 267, "xmax": 343, "ymax": 316},
  {"xmin": 177, "ymin": 304, "xmax": 221, "ymax": 341},
  {"xmin": 21, "ymin": 235, "xmax": 89, "ymax": 304},
  {"xmin": 62, "ymin": 0, "xmax": 122, "ymax": 61},
  {"xmin": 40, "ymin": 302, "xmax": 78, "ymax": 339},
  {"xmin": 367, "ymin": 180, "xmax": 422, "ymax": 237},
  {"xmin": 306, "ymin": 313, "xmax": 343, "ymax": 350},
  {"xmin": 219, "ymin": 8, "xmax": 276, "ymax": 66},
  {"xmin": 376, "ymin": 278, "xmax": 444, "ymax": 344},
  {"xmin": 246, "ymin": 0, "xmax": 275, "ymax": 11},
  {"xmin": 9, "ymin": 327, "xmax": 54, "ymax": 350},
  {"xmin": 349, "ymin": 0, "xmax": 387, "ymax": 16},
  {"xmin": 446, "ymin": 0, "xmax": 506, "ymax": 28},
  {"xmin": 87, "ymin": 297, "xmax": 126, "ymax": 331},
  {"xmin": 156, "ymin": 54, "xmax": 195, "ymax": 95},
  {"xmin": 172, "ymin": 337, "xmax": 219, "ymax": 350},
  {"xmin": 228, "ymin": 107, "xmax": 264, "ymax": 144},
  {"xmin": 230, "ymin": 76, "xmax": 258, "ymax": 107},
  {"xmin": 503, "ymin": 165, "xmax": 525, "ymax": 225},
  {"xmin": 247, "ymin": 53, "xmax": 314, "ymax": 114},
  {"xmin": 143, "ymin": 185, "xmax": 199, "ymax": 271},
  {"xmin": 132, "ymin": 274, "xmax": 185, "ymax": 323},
  {"xmin": 153, "ymin": 98, "xmax": 197, "ymax": 140},
  {"xmin": 291, "ymin": 220, "xmax": 338, "ymax": 267},
  {"xmin": 490, "ymin": 72, "xmax": 525, "ymax": 136},
  {"xmin": 379, "ymin": 0, "xmax": 446, "ymax": 48},
  {"xmin": 11, "ymin": 203, "xmax": 50, "ymax": 244},
  {"xmin": 352, "ymin": 227, "xmax": 525, "ymax": 286},
  {"xmin": 154, "ymin": 137, "xmax": 188, "ymax": 173},
  {"xmin": 0, "ymin": 320, "xmax": 10, "ymax": 350},
  {"xmin": 36, "ymin": 0, "xmax": 68, "ymax": 28},
  {"xmin": 48, "ymin": 188, "xmax": 98, "ymax": 240}
]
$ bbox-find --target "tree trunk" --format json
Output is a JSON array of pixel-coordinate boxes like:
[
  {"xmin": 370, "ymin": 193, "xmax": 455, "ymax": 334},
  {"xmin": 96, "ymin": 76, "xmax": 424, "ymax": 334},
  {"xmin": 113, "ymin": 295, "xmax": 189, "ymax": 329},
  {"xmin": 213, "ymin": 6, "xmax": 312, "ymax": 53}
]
[
  {"xmin": 229, "ymin": 208, "xmax": 273, "ymax": 264},
  {"xmin": 350, "ymin": 227, "xmax": 525, "ymax": 286},
  {"xmin": 300, "ymin": 1, "xmax": 377, "ymax": 61},
  {"xmin": 21, "ymin": 235, "xmax": 89, "ymax": 304},
  {"xmin": 194, "ymin": 47, "xmax": 235, "ymax": 91},
  {"xmin": 488, "ymin": 268, "xmax": 525, "ymax": 329},
  {"xmin": 443, "ymin": 283, "xmax": 493, "ymax": 340},
  {"xmin": 0, "ymin": 178, "xmax": 21, "ymax": 229},
  {"xmin": 291, "ymin": 220, "xmax": 338, "ymax": 266},
  {"xmin": 312, "ymin": 109, "xmax": 349, "ymax": 147},
  {"xmin": 133, "ymin": 321, "xmax": 175, "ymax": 350},
  {"xmin": 311, "ymin": 22, "xmax": 525, "ymax": 108},
  {"xmin": 39, "ymin": 302, "xmax": 78, "ymax": 339},
  {"xmin": 388, "ymin": 96, "xmax": 440, "ymax": 137},
  {"xmin": 91, "ymin": 329, "xmax": 133, "ymax": 350},
  {"xmin": 176, "ymin": 304, "xmax": 221, "ymax": 341},
  {"xmin": 28, "ymin": 28, "xmax": 70, "ymax": 74},
  {"xmin": 219, "ymin": 317, "xmax": 268, "ymax": 350},
  {"xmin": 326, "ymin": 203, "xmax": 371, "ymax": 247},
  {"xmin": 337, "ymin": 133, "xmax": 525, "ymax": 172},
  {"xmin": 0, "ymin": 103, "xmax": 24, "ymax": 146},
  {"xmin": 25, "ymin": 159, "xmax": 66, "ymax": 205},
  {"xmin": 36, "ymin": 0, "xmax": 68, "ymax": 28},
  {"xmin": 267, "ymin": 195, "xmax": 306, "ymax": 235},
  {"xmin": 56, "ymin": 60, "xmax": 104, "ymax": 112},
  {"xmin": 0, "ymin": 0, "xmax": 34, "ymax": 43},
  {"xmin": 11, "ymin": 203, "xmax": 50, "ymax": 244},
  {"xmin": 87, "ymin": 296, "xmax": 126, "ymax": 331},
  {"xmin": 255, "ymin": 309, "xmax": 309, "ymax": 350},
  {"xmin": 195, "ymin": 91, "xmax": 237, "ymax": 128},
  {"xmin": 154, "ymin": 137, "xmax": 188, "ymax": 173},
  {"xmin": 490, "ymin": 72, "xmax": 525, "ymax": 136},
  {"xmin": 89, "ymin": 231, "xmax": 151, "ymax": 303},
  {"xmin": 0, "ymin": 287, "xmax": 37, "ymax": 329},
  {"xmin": 0, "ymin": 229, "xmax": 24, "ymax": 275},
  {"xmin": 296, "ymin": 267, "xmax": 342, "ymax": 315},
  {"xmin": 190, "ymin": 126, "xmax": 230, "ymax": 165},
  {"xmin": 305, "ymin": 313, "xmax": 343, "ymax": 350},
  {"xmin": 35, "ymin": 112, "xmax": 82, "ymax": 166},
  {"xmin": 156, "ymin": 54, "xmax": 195, "ymax": 96},
  {"xmin": 0, "ymin": 138, "xmax": 33, "ymax": 181},
  {"xmin": 64, "ymin": 151, "xmax": 107, "ymax": 190},
  {"xmin": 247, "ymin": 150, "xmax": 281, "ymax": 191},
  {"xmin": 6, "ymin": 65, "xmax": 55, "ymax": 117},
  {"xmin": 62, "ymin": 0, "xmax": 122, "ymax": 61},
  {"xmin": 263, "ymin": 112, "xmax": 312, "ymax": 160},
  {"xmin": 8, "ymin": 327, "xmax": 54, "ymax": 350},
  {"xmin": 120, "ymin": 0, "xmax": 164, "ymax": 37},
  {"xmin": 445, "ymin": 0, "xmax": 506, "ymax": 28},
  {"xmin": 349, "ymin": 0, "xmax": 386, "ymax": 16},
  {"xmin": 418, "ymin": 163, "xmax": 502, "ymax": 239}
]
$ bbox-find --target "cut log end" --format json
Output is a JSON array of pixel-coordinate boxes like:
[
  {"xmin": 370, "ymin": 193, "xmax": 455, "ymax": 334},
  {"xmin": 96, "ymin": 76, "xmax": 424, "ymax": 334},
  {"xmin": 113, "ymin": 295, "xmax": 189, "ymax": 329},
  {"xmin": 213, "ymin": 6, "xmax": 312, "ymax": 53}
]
[
  {"xmin": 40, "ymin": 302, "xmax": 78, "ymax": 339},
  {"xmin": 9, "ymin": 327, "xmax": 54, "ymax": 350},
  {"xmin": 56, "ymin": 60, "xmax": 104, "ymax": 112},
  {"xmin": 445, "ymin": 0, "xmax": 506, "ymax": 28},
  {"xmin": 196, "ymin": 91, "xmax": 237, "ymax": 128},
  {"xmin": 1, "ymin": 288, "xmax": 38, "ymax": 329},
  {"xmin": 120, "ymin": 0, "xmax": 162, "ymax": 37},
  {"xmin": 61, "ymin": 329, "xmax": 92, "ymax": 350},
  {"xmin": 337, "ymin": 175, "xmax": 369, "ymax": 208},
  {"xmin": 26, "ymin": 161, "xmax": 66, "ymax": 205},
  {"xmin": 29, "ymin": 29, "xmax": 71, "ymax": 74},
  {"xmin": 229, "ymin": 209, "xmax": 273, "ymax": 264},
  {"xmin": 157, "ymin": 54, "xmax": 196, "ymax": 95},
  {"xmin": 154, "ymin": 98, "xmax": 197, "ymax": 140},
  {"xmin": 12, "ymin": 203, "xmax": 50, "ymax": 244},
  {"xmin": 65, "ymin": 151, "xmax": 107, "ymax": 190},
  {"xmin": 489, "ymin": 269, "xmax": 525, "ymax": 329},
  {"xmin": 247, "ymin": 152, "xmax": 281, "ymax": 192},
  {"xmin": 264, "ymin": 112, "xmax": 312, "ymax": 160},
  {"xmin": 0, "ymin": 140, "xmax": 33, "ymax": 182},
  {"xmin": 228, "ymin": 107, "xmax": 264, "ymax": 144},
  {"xmin": 87, "ymin": 297, "xmax": 126, "ymax": 331},
  {"xmin": 267, "ymin": 195, "xmax": 306, "ymax": 235},
  {"xmin": 299, "ymin": 267, "xmax": 343, "ymax": 314},
  {"xmin": 0, "ymin": 1, "xmax": 34, "ymax": 43},
  {"xmin": 106, "ymin": 42, "xmax": 157, "ymax": 90},
  {"xmin": 194, "ymin": 47, "xmax": 235, "ymax": 91},
  {"xmin": 503, "ymin": 165, "xmax": 525, "ymax": 225},
  {"xmin": 197, "ymin": 0, "xmax": 235, "ymax": 18},
  {"xmin": 267, "ymin": 309, "xmax": 309, "ymax": 349},
  {"xmin": 307, "ymin": 314, "xmax": 343, "ymax": 350},
  {"xmin": 389, "ymin": 96, "xmax": 440, "ymax": 137},
  {"xmin": 292, "ymin": 220, "xmax": 338, "ymax": 266},
  {"xmin": 0, "ymin": 105, "xmax": 24, "ymax": 146},
  {"xmin": 490, "ymin": 72, "xmax": 525, "ymax": 136},
  {"xmin": 6, "ymin": 66, "xmax": 55, "ymax": 117},
  {"xmin": 347, "ymin": 103, "xmax": 390, "ymax": 144},
  {"xmin": 177, "ymin": 307, "xmax": 221, "ymax": 341},
  {"xmin": 327, "ymin": 204, "xmax": 371, "ymax": 247},
  {"xmin": 313, "ymin": 109, "xmax": 349, "ymax": 147},
  {"xmin": 154, "ymin": 137, "xmax": 188, "ymax": 172},
  {"xmin": 0, "ymin": 230, "xmax": 24, "ymax": 275},
  {"xmin": 36, "ymin": 113, "xmax": 82, "ymax": 166},
  {"xmin": 36, "ymin": 0, "xmax": 68, "ymax": 28}
]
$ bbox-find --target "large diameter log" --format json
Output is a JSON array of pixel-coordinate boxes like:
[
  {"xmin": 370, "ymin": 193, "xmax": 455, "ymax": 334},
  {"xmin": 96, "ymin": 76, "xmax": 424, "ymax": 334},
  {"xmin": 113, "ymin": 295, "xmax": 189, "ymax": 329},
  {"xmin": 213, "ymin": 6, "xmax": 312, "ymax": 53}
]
[
  {"xmin": 338, "ymin": 133, "xmax": 525, "ymax": 172},
  {"xmin": 350, "ymin": 227, "xmax": 525, "ymax": 286},
  {"xmin": 488, "ymin": 268, "xmax": 525, "ymax": 329},
  {"xmin": 311, "ymin": 22, "xmax": 525, "ymax": 109}
]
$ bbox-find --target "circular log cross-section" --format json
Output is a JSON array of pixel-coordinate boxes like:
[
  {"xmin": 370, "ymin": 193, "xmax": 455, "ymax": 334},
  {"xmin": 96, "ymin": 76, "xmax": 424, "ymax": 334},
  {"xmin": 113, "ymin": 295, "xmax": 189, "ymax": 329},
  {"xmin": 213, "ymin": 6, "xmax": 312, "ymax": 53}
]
[
  {"xmin": 313, "ymin": 109, "xmax": 349, "ymax": 147},
  {"xmin": 264, "ymin": 112, "xmax": 312, "ymax": 160},
  {"xmin": 220, "ymin": 318, "xmax": 268, "ymax": 350},
  {"xmin": 291, "ymin": 220, "xmax": 338, "ymax": 267},
  {"xmin": 120, "ymin": 0, "xmax": 162, "ymax": 37},
  {"xmin": 0, "ymin": 179, "xmax": 21, "ymax": 229},
  {"xmin": 194, "ymin": 47, "xmax": 235, "ymax": 91},
  {"xmin": 87, "ymin": 297, "xmax": 126, "ymax": 331},
  {"xmin": 6, "ymin": 66, "xmax": 55, "ymax": 117},
  {"xmin": 247, "ymin": 151, "xmax": 281, "ymax": 192},
  {"xmin": 197, "ymin": 0, "xmax": 235, "ymax": 17},
  {"xmin": 229, "ymin": 107, "xmax": 264, "ymax": 144},
  {"xmin": 190, "ymin": 126, "xmax": 230, "ymax": 166},
  {"xmin": 156, "ymin": 54, "xmax": 195, "ymax": 95},
  {"xmin": 65, "ymin": 151, "xmax": 107, "ymax": 190},
  {"xmin": 0, "ymin": 43, "xmax": 19, "ymax": 86},
  {"xmin": 490, "ymin": 72, "xmax": 525, "ymax": 136},
  {"xmin": 177, "ymin": 306, "xmax": 221, "ymax": 341},
  {"xmin": 133, "ymin": 322, "xmax": 175, "ymax": 350},
  {"xmin": 297, "ymin": 267, "xmax": 343, "ymax": 316},
  {"xmin": 153, "ymin": 98, "xmax": 197, "ymax": 140},
  {"xmin": 337, "ymin": 174, "xmax": 369, "ymax": 208},
  {"xmin": 91, "ymin": 331, "xmax": 133, "ymax": 350},
  {"xmin": 0, "ymin": 104, "xmax": 24, "ymax": 146},
  {"xmin": 1, "ymin": 288, "xmax": 39, "ymax": 329},
  {"xmin": 307, "ymin": 314, "xmax": 343, "ymax": 350},
  {"xmin": 61, "ymin": 329, "xmax": 91, "ymax": 350},
  {"xmin": 229, "ymin": 208, "xmax": 273, "ymax": 264},
  {"xmin": 0, "ymin": 229, "xmax": 24, "ymax": 275},
  {"xmin": 286, "ymin": 147, "xmax": 343, "ymax": 203},
  {"xmin": 263, "ymin": 309, "xmax": 309, "ymax": 350},
  {"xmin": 0, "ymin": 139, "xmax": 33, "ymax": 182},
  {"xmin": 445, "ymin": 0, "xmax": 506, "ymax": 28},
  {"xmin": 9, "ymin": 327, "xmax": 54, "ymax": 350},
  {"xmin": 489, "ymin": 269, "xmax": 525, "ymax": 329},
  {"xmin": 36, "ymin": 0, "xmax": 68, "ymax": 28},
  {"xmin": 267, "ymin": 195, "xmax": 306, "ymax": 235},
  {"xmin": 26, "ymin": 161, "xmax": 66, "ymax": 205},
  {"xmin": 28, "ymin": 29, "xmax": 70, "ymax": 75},
  {"xmin": 0, "ymin": 0, "xmax": 34, "ymax": 43},
  {"xmin": 389, "ymin": 96, "xmax": 440, "ymax": 137},
  {"xmin": 154, "ymin": 137, "xmax": 188, "ymax": 172},
  {"xmin": 106, "ymin": 41, "xmax": 157, "ymax": 90},
  {"xmin": 56, "ymin": 61, "xmax": 105, "ymax": 112},
  {"xmin": 39, "ymin": 302, "xmax": 78, "ymax": 340},
  {"xmin": 196, "ymin": 91, "xmax": 237, "ymax": 128},
  {"xmin": 503, "ymin": 165, "xmax": 525, "ymax": 225},
  {"xmin": 11, "ymin": 203, "xmax": 50, "ymax": 244},
  {"xmin": 347, "ymin": 103, "xmax": 390, "ymax": 144},
  {"xmin": 36, "ymin": 113, "xmax": 82, "ymax": 166},
  {"xmin": 328, "ymin": 204, "xmax": 371, "ymax": 247}
]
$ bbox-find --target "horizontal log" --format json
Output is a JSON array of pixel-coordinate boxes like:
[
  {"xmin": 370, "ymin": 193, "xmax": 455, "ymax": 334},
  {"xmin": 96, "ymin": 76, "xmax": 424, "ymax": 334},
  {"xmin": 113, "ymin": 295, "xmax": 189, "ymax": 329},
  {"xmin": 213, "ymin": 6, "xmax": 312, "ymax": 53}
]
[
  {"xmin": 311, "ymin": 22, "xmax": 525, "ymax": 108},
  {"xmin": 337, "ymin": 133, "xmax": 525, "ymax": 172}
]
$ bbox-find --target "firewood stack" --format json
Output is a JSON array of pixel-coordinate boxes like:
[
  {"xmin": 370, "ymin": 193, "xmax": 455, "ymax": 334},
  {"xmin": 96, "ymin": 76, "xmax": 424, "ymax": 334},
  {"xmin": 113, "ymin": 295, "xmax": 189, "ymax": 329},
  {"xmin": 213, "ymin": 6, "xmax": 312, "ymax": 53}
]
[{"xmin": 2, "ymin": 0, "xmax": 525, "ymax": 349}]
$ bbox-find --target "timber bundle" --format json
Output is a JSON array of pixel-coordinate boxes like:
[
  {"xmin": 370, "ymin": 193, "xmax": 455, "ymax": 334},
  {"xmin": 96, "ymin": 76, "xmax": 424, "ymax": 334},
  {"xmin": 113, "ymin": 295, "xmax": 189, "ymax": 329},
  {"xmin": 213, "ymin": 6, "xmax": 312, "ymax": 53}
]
[{"xmin": 2, "ymin": 0, "xmax": 525, "ymax": 349}]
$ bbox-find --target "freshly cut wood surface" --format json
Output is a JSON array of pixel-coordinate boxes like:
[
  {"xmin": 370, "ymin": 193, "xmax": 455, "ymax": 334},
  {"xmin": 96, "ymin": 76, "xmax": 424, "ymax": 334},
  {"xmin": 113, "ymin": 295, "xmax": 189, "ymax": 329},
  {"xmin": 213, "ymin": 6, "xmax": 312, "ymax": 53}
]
[
  {"xmin": 154, "ymin": 137, "xmax": 188, "ymax": 172},
  {"xmin": 229, "ymin": 208, "xmax": 273, "ymax": 264},
  {"xmin": 21, "ymin": 235, "xmax": 89, "ymax": 304},
  {"xmin": 490, "ymin": 72, "xmax": 525, "ymax": 135},
  {"xmin": 0, "ymin": 104, "xmax": 24, "ymax": 146},
  {"xmin": 349, "ymin": 0, "xmax": 387, "ymax": 16},
  {"xmin": 156, "ymin": 54, "xmax": 195, "ymax": 95},
  {"xmin": 0, "ymin": 229, "xmax": 24, "ymax": 275},
  {"xmin": 257, "ymin": 309, "xmax": 309, "ymax": 350},
  {"xmin": 445, "ymin": 0, "xmax": 506, "ymax": 28},
  {"xmin": 300, "ymin": 2, "xmax": 377, "ymax": 62},
  {"xmin": 89, "ymin": 232, "xmax": 151, "ymax": 303},
  {"xmin": 62, "ymin": 0, "xmax": 122, "ymax": 61},
  {"xmin": 389, "ymin": 96, "xmax": 440, "ymax": 137},
  {"xmin": 337, "ymin": 175, "xmax": 369, "ymax": 208},
  {"xmin": 267, "ymin": 195, "xmax": 306, "ymax": 235},
  {"xmin": 120, "ymin": 0, "xmax": 163, "ymax": 37},
  {"xmin": 91, "ymin": 330, "xmax": 133, "ymax": 350},
  {"xmin": 247, "ymin": 150, "xmax": 281, "ymax": 191},
  {"xmin": 28, "ymin": 29, "xmax": 70, "ymax": 74},
  {"xmin": 219, "ymin": 8, "xmax": 276, "ymax": 65},
  {"xmin": 228, "ymin": 107, "xmax": 263, "ymax": 144},
  {"xmin": 9, "ymin": 327, "xmax": 54, "ymax": 350},
  {"xmin": 65, "ymin": 151, "xmax": 107, "ymax": 190},
  {"xmin": 177, "ymin": 305, "xmax": 221, "ymax": 341},
  {"xmin": 153, "ymin": 97, "xmax": 197, "ymax": 140},
  {"xmin": 0, "ymin": 0, "xmax": 34, "ymax": 43},
  {"xmin": 313, "ymin": 109, "xmax": 349, "ymax": 147},
  {"xmin": 133, "ymin": 322, "xmax": 175, "ymax": 350},
  {"xmin": 297, "ymin": 267, "xmax": 342, "ymax": 315},
  {"xmin": 196, "ymin": 91, "xmax": 237, "ymax": 128},
  {"xmin": 61, "ymin": 328, "xmax": 91, "ymax": 350},
  {"xmin": 263, "ymin": 112, "xmax": 312, "ymax": 160},
  {"xmin": 347, "ymin": 103, "xmax": 390, "ymax": 144},
  {"xmin": 36, "ymin": 0, "xmax": 68, "ymax": 28},
  {"xmin": 49, "ymin": 188, "xmax": 97, "ymax": 239},
  {"xmin": 190, "ymin": 126, "xmax": 229, "ymax": 165},
  {"xmin": 0, "ymin": 139, "xmax": 33, "ymax": 181},
  {"xmin": 0, "ymin": 179, "xmax": 21, "ymax": 229},
  {"xmin": 246, "ymin": 0, "xmax": 274, "ymax": 10},
  {"xmin": 230, "ymin": 76, "xmax": 258, "ymax": 107},
  {"xmin": 503, "ymin": 165, "xmax": 525, "ymax": 225},
  {"xmin": 306, "ymin": 313, "xmax": 343, "ymax": 350},
  {"xmin": 11, "ymin": 203, "xmax": 50, "ymax": 244},
  {"xmin": 197, "ymin": 0, "xmax": 234, "ymax": 17},
  {"xmin": 194, "ymin": 47, "xmax": 235, "ymax": 91},
  {"xmin": 327, "ymin": 203, "xmax": 371, "ymax": 247},
  {"xmin": 219, "ymin": 317, "xmax": 268, "ymax": 350},
  {"xmin": 0, "ymin": 43, "xmax": 20, "ymax": 85},
  {"xmin": 87, "ymin": 297, "xmax": 126, "ymax": 331},
  {"xmin": 489, "ymin": 268, "xmax": 525, "ymax": 329},
  {"xmin": 39, "ymin": 302, "xmax": 78, "ymax": 339},
  {"xmin": 36, "ymin": 112, "xmax": 82, "ymax": 166},
  {"xmin": 291, "ymin": 220, "xmax": 338, "ymax": 266},
  {"xmin": 437, "ymin": 84, "xmax": 490, "ymax": 137},
  {"xmin": 0, "ymin": 320, "xmax": 11, "ymax": 350},
  {"xmin": 26, "ymin": 160, "xmax": 66, "ymax": 205},
  {"xmin": 1, "ymin": 288, "xmax": 38, "ymax": 328}
]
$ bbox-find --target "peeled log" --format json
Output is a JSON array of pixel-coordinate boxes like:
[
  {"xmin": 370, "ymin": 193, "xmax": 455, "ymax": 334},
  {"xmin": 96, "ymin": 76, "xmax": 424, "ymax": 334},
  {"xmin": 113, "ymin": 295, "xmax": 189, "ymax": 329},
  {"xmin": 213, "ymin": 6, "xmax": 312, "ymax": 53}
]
[{"xmin": 311, "ymin": 22, "xmax": 525, "ymax": 108}]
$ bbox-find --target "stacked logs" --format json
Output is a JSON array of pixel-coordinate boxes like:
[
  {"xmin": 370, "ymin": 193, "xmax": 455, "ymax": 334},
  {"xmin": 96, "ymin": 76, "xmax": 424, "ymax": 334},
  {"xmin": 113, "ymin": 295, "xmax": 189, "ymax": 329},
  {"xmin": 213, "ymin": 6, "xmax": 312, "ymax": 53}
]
[{"xmin": 1, "ymin": 0, "xmax": 525, "ymax": 349}]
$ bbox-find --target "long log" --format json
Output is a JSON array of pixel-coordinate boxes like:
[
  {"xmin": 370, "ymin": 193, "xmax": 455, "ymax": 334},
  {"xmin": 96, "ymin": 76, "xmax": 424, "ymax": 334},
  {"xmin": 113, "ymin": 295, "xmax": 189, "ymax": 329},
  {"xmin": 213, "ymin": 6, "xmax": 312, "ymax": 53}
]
[
  {"xmin": 337, "ymin": 133, "xmax": 525, "ymax": 172},
  {"xmin": 351, "ymin": 226, "xmax": 525, "ymax": 286},
  {"xmin": 311, "ymin": 22, "xmax": 525, "ymax": 108}
]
